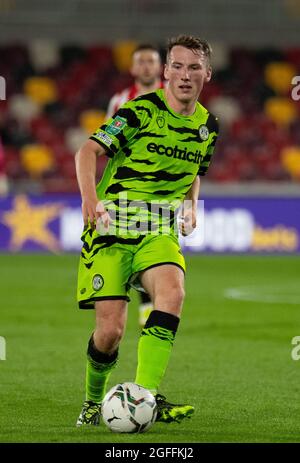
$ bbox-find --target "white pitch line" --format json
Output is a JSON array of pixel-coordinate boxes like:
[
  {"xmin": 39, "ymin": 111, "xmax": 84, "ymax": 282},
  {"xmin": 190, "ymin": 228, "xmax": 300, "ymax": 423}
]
[{"xmin": 224, "ymin": 286, "xmax": 300, "ymax": 305}]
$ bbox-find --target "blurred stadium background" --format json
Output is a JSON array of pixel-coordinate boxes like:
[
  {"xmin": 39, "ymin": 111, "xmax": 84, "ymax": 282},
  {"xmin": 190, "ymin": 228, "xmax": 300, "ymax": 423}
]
[
  {"xmin": 1, "ymin": 0, "xmax": 300, "ymax": 443},
  {"xmin": 1, "ymin": 0, "xmax": 300, "ymax": 253}
]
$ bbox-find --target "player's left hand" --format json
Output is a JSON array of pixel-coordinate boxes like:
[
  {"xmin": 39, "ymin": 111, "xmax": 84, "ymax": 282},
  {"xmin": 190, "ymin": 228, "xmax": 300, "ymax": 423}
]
[{"xmin": 179, "ymin": 209, "xmax": 197, "ymax": 236}]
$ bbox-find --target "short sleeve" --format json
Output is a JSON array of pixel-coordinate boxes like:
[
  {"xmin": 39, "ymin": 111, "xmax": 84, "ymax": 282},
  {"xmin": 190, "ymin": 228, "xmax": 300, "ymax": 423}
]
[{"xmin": 90, "ymin": 101, "xmax": 141, "ymax": 157}]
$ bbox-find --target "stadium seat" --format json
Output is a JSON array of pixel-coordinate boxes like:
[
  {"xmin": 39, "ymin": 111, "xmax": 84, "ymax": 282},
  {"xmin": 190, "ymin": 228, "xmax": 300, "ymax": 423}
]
[
  {"xmin": 209, "ymin": 42, "xmax": 230, "ymax": 71},
  {"xmin": 113, "ymin": 40, "xmax": 138, "ymax": 72},
  {"xmin": 1, "ymin": 42, "xmax": 300, "ymax": 190},
  {"xmin": 264, "ymin": 61, "xmax": 297, "ymax": 95},
  {"xmin": 208, "ymin": 96, "xmax": 241, "ymax": 127},
  {"xmin": 65, "ymin": 127, "xmax": 89, "ymax": 153},
  {"xmin": 24, "ymin": 76, "xmax": 58, "ymax": 105},
  {"xmin": 79, "ymin": 109, "xmax": 106, "ymax": 135},
  {"xmin": 281, "ymin": 146, "xmax": 300, "ymax": 179},
  {"xmin": 265, "ymin": 97, "xmax": 298, "ymax": 126},
  {"xmin": 28, "ymin": 40, "xmax": 60, "ymax": 71},
  {"xmin": 9, "ymin": 94, "xmax": 41, "ymax": 123},
  {"xmin": 20, "ymin": 144, "xmax": 55, "ymax": 177}
]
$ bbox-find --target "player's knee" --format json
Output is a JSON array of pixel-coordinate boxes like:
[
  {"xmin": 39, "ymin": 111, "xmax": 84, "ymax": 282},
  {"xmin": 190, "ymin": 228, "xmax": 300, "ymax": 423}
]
[
  {"xmin": 156, "ymin": 284, "xmax": 185, "ymax": 309},
  {"xmin": 106, "ymin": 324, "xmax": 124, "ymax": 344},
  {"xmin": 94, "ymin": 324, "xmax": 124, "ymax": 352}
]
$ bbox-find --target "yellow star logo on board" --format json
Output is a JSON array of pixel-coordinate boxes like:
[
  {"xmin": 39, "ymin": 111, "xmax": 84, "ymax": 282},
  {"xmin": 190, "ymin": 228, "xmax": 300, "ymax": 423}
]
[{"xmin": 1, "ymin": 195, "xmax": 62, "ymax": 252}]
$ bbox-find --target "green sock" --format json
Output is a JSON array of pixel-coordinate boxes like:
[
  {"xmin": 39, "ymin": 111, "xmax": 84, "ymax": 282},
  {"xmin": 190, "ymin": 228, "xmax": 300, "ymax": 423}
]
[
  {"xmin": 135, "ymin": 310, "xmax": 179, "ymax": 394},
  {"xmin": 85, "ymin": 336, "xmax": 118, "ymax": 404}
]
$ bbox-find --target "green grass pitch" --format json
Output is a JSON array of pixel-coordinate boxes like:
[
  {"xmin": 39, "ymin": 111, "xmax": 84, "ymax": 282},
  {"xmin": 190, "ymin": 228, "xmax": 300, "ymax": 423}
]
[{"xmin": 0, "ymin": 253, "xmax": 300, "ymax": 443}]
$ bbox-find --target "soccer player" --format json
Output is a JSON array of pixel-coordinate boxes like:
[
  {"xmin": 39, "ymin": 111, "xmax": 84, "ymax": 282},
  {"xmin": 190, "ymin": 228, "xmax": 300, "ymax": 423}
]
[
  {"xmin": 76, "ymin": 34, "xmax": 219, "ymax": 426},
  {"xmin": 106, "ymin": 44, "xmax": 164, "ymax": 326},
  {"xmin": 106, "ymin": 43, "xmax": 164, "ymax": 119}
]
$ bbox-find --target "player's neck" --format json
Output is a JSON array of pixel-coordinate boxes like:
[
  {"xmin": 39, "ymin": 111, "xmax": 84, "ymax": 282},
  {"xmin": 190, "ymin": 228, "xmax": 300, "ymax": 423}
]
[
  {"xmin": 135, "ymin": 79, "xmax": 161, "ymax": 96},
  {"xmin": 164, "ymin": 87, "xmax": 197, "ymax": 116}
]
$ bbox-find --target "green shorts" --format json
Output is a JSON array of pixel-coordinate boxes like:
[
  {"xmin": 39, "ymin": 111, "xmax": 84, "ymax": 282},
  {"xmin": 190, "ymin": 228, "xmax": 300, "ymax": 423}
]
[{"xmin": 77, "ymin": 228, "xmax": 185, "ymax": 309}]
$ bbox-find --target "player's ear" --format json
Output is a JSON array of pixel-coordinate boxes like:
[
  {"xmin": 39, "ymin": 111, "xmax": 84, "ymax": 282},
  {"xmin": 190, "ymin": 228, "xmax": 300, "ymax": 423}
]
[
  {"xmin": 164, "ymin": 63, "xmax": 170, "ymax": 80},
  {"xmin": 205, "ymin": 65, "xmax": 212, "ymax": 83}
]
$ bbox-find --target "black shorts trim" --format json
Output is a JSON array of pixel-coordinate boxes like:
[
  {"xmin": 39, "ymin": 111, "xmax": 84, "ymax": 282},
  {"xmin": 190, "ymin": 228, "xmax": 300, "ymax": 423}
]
[
  {"xmin": 79, "ymin": 295, "xmax": 130, "ymax": 310},
  {"xmin": 139, "ymin": 262, "xmax": 185, "ymax": 275}
]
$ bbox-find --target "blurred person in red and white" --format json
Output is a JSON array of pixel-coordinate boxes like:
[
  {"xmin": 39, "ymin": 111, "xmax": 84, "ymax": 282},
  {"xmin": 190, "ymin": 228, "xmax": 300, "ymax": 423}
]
[
  {"xmin": 106, "ymin": 44, "xmax": 164, "ymax": 326},
  {"xmin": 106, "ymin": 44, "xmax": 164, "ymax": 119}
]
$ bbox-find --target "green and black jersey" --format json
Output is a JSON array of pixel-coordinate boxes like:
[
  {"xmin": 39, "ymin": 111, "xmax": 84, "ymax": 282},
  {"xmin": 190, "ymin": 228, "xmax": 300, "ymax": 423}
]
[{"xmin": 90, "ymin": 88, "xmax": 218, "ymax": 236}]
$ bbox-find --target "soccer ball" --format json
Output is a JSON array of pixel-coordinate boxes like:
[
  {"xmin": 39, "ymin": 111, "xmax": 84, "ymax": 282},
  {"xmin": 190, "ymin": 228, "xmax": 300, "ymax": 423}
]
[{"xmin": 101, "ymin": 382, "xmax": 157, "ymax": 433}]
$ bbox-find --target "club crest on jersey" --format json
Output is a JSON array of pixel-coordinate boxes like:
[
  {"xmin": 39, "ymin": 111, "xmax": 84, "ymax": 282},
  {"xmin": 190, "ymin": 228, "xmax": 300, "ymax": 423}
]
[
  {"xmin": 156, "ymin": 116, "xmax": 165, "ymax": 128},
  {"xmin": 199, "ymin": 124, "xmax": 209, "ymax": 141},
  {"xmin": 92, "ymin": 274, "xmax": 104, "ymax": 291},
  {"xmin": 106, "ymin": 116, "xmax": 127, "ymax": 135}
]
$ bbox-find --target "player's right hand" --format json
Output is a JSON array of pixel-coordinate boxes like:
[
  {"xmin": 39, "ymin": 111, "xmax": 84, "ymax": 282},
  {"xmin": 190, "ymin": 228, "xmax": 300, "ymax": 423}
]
[
  {"xmin": 81, "ymin": 197, "xmax": 110, "ymax": 230},
  {"xmin": 95, "ymin": 201, "xmax": 111, "ymax": 233}
]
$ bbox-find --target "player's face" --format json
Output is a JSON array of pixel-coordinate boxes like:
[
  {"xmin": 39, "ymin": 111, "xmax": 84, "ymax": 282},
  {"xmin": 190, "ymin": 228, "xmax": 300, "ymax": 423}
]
[
  {"xmin": 164, "ymin": 45, "xmax": 211, "ymax": 104},
  {"xmin": 131, "ymin": 50, "xmax": 161, "ymax": 86}
]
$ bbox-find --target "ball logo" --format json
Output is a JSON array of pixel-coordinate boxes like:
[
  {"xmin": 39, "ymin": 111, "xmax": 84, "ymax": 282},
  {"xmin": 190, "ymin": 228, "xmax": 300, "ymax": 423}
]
[
  {"xmin": 199, "ymin": 124, "xmax": 209, "ymax": 141},
  {"xmin": 92, "ymin": 274, "xmax": 104, "ymax": 291},
  {"xmin": 102, "ymin": 382, "xmax": 157, "ymax": 433}
]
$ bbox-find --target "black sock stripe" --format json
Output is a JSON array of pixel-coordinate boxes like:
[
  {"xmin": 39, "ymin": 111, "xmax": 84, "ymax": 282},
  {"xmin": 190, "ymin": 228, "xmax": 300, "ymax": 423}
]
[
  {"xmin": 144, "ymin": 310, "xmax": 179, "ymax": 333},
  {"xmin": 87, "ymin": 335, "xmax": 118, "ymax": 364}
]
